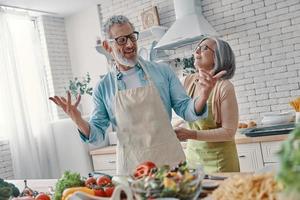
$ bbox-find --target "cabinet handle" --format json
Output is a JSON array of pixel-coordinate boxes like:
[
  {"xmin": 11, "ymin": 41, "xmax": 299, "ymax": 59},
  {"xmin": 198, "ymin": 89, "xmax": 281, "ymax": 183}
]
[
  {"xmin": 239, "ymin": 155, "xmax": 246, "ymax": 158},
  {"xmin": 108, "ymin": 160, "xmax": 116, "ymax": 164}
]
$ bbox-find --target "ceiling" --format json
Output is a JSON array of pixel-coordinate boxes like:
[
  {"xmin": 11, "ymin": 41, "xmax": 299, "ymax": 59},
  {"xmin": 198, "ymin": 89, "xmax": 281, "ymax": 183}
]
[{"xmin": 0, "ymin": 0, "xmax": 101, "ymax": 16}]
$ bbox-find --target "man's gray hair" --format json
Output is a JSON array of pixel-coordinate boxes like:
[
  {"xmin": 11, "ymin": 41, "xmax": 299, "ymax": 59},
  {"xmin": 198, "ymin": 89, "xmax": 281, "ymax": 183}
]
[
  {"xmin": 102, "ymin": 15, "xmax": 135, "ymax": 39},
  {"xmin": 199, "ymin": 37, "xmax": 236, "ymax": 80}
]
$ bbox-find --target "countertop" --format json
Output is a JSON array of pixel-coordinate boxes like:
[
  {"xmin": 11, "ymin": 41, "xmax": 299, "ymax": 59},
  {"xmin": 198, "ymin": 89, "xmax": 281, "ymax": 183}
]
[
  {"xmin": 6, "ymin": 179, "xmax": 57, "ymax": 193},
  {"xmin": 6, "ymin": 173, "xmax": 249, "ymax": 200},
  {"xmin": 90, "ymin": 133, "xmax": 289, "ymax": 155},
  {"xmin": 234, "ymin": 132, "xmax": 288, "ymax": 144}
]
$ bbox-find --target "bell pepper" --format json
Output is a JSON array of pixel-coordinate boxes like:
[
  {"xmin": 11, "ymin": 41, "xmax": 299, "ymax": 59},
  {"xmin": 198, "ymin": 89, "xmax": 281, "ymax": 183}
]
[
  {"xmin": 62, "ymin": 187, "xmax": 94, "ymax": 200},
  {"xmin": 134, "ymin": 161, "xmax": 156, "ymax": 179}
]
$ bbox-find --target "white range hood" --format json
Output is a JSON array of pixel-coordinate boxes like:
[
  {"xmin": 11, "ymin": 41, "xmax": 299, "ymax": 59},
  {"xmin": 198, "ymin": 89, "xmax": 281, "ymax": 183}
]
[{"xmin": 154, "ymin": 0, "xmax": 219, "ymax": 50}]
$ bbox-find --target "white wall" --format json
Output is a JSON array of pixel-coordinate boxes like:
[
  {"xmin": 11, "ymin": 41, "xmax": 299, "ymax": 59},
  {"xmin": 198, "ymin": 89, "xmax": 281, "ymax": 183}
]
[
  {"xmin": 65, "ymin": 5, "xmax": 109, "ymax": 115},
  {"xmin": 51, "ymin": 118, "xmax": 92, "ymax": 176},
  {"xmin": 50, "ymin": 116, "xmax": 109, "ymax": 176}
]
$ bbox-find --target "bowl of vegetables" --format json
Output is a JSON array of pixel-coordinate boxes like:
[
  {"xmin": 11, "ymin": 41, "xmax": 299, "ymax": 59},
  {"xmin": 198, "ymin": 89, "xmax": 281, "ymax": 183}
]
[{"xmin": 129, "ymin": 161, "xmax": 204, "ymax": 200}]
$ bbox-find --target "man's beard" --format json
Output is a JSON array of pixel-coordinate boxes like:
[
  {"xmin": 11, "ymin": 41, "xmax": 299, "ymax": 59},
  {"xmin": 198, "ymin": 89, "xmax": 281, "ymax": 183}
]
[{"xmin": 114, "ymin": 50, "xmax": 137, "ymax": 67}]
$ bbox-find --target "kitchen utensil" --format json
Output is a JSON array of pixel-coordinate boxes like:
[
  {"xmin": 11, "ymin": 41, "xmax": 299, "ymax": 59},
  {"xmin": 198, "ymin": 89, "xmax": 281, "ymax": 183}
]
[
  {"xmin": 204, "ymin": 174, "xmax": 227, "ymax": 180},
  {"xmin": 243, "ymin": 123, "xmax": 295, "ymax": 137}
]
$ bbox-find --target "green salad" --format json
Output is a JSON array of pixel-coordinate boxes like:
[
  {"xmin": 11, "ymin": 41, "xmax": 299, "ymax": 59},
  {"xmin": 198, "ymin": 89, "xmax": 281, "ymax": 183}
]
[{"xmin": 130, "ymin": 161, "xmax": 204, "ymax": 200}]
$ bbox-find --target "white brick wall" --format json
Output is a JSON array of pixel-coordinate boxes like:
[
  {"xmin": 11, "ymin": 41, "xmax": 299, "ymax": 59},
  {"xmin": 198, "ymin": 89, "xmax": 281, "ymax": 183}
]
[
  {"xmin": 37, "ymin": 16, "xmax": 73, "ymax": 119},
  {"xmin": 0, "ymin": 140, "xmax": 14, "ymax": 179},
  {"xmin": 221, "ymin": 0, "xmax": 300, "ymax": 122},
  {"xmin": 94, "ymin": 0, "xmax": 300, "ymax": 123}
]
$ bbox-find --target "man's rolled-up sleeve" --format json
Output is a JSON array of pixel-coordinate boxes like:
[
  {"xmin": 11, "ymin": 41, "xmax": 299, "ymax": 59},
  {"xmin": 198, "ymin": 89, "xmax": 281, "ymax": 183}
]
[
  {"xmin": 186, "ymin": 96, "xmax": 208, "ymax": 121},
  {"xmin": 78, "ymin": 88, "xmax": 110, "ymax": 146},
  {"xmin": 167, "ymin": 65, "xmax": 208, "ymax": 122}
]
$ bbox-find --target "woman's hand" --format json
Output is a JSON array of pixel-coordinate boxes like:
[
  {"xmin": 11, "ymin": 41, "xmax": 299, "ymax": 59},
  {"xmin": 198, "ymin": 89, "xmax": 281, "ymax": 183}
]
[
  {"xmin": 49, "ymin": 91, "xmax": 82, "ymax": 123},
  {"xmin": 193, "ymin": 69, "xmax": 227, "ymax": 114},
  {"xmin": 196, "ymin": 69, "xmax": 227, "ymax": 100},
  {"xmin": 174, "ymin": 127, "xmax": 197, "ymax": 141}
]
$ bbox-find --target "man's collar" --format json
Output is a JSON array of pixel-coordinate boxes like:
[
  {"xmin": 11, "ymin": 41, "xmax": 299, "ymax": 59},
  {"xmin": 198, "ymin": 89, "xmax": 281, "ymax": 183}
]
[{"xmin": 116, "ymin": 63, "xmax": 141, "ymax": 80}]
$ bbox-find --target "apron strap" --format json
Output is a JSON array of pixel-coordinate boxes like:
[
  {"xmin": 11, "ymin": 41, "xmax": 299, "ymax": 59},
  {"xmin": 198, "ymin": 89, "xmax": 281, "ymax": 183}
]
[{"xmin": 113, "ymin": 56, "xmax": 154, "ymax": 93}]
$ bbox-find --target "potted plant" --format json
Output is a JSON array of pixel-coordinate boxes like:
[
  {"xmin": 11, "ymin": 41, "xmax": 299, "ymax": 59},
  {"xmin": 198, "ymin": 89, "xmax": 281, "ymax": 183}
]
[
  {"xmin": 175, "ymin": 55, "xmax": 196, "ymax": 76},
  {"xmin": 66, "ymin": 72, "xmax": 93, "ymax": 98}
]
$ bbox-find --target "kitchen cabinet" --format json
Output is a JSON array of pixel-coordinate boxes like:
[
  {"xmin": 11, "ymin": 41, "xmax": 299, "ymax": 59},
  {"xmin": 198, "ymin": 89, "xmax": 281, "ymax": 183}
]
[
  {"xmin": 90, "ymin": 134, "xmax": 288, "ymax": 175},
  {"xmin": 237, "ymin": 140, "xmax": 283, "ymax": 172},
  {"xmin": 260, "ymin": 141, "xmax": 282, "ymax": 163},
  {"xmin": 237, "ymin": 143, "xmax": 264, "ymax": 172},
  {"xmin": 90, "ymin": 146, "xmax": 117, "ymax": 176}
]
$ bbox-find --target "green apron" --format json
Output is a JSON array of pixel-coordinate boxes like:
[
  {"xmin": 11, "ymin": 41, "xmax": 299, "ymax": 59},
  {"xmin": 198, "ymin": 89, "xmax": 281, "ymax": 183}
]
[{"xmin": 186, "ymin": 87, "xmax": 240, "ymax": 173}]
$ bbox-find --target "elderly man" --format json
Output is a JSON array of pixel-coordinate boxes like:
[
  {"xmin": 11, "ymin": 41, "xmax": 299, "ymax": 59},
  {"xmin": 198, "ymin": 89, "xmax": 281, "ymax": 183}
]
[{"xmin": 49, "ymin": 15, "xmax": 225, "ymax": 175}]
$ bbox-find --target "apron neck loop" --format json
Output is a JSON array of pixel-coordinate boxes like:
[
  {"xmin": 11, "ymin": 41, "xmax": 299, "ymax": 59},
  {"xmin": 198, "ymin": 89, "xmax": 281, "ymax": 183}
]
[
  {"xmin": 113, "ymin": 57, "xmax": 154, "ymax": 93},
  {"xmin": 136, "ymin": 57, "xmax": 153, "ymax": 83}
]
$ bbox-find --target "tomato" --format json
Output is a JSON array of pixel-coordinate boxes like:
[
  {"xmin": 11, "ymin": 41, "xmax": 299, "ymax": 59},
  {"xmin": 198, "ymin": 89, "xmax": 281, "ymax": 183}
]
[
  {"xmin": 35, "ymin": 193, "xmax": 50, "ymax": 200},
  {"xmin": 96, "ymin": 176, "xmax": 111, "ymax": 186},
  {"xmin": 104, "ymin": 186, "xmax": 115, "ymax": 197},
  {"xmin": 85, "ymin": 177, "xmax": 96, "ymax": 188},
  {"xmin": 134, "ymin": 161, "xmax": 157, "ymax": 179},
  {"xmin": 93, "ymin": 188, "xmax": 107, "ymax": 197}
]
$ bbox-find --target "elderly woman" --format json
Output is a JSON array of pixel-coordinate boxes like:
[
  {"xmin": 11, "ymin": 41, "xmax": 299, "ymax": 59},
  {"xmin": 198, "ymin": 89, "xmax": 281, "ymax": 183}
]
[{"xmin": 175, "ymin": 37, "xmax": 240, "ymax": 173}]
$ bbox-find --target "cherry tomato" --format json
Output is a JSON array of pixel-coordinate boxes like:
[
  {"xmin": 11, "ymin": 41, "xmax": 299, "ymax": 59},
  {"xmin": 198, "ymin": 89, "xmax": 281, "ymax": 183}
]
[
  {"xmin": 35, "ymin": 193, "xmax": 50, "ymax": 200},
  {"xmin": 85, "ymin": 177, "xmax": 96, "ymax": 188},
  {"xmin": 96, "ymin": 176, "xmax": 111, "ymax": 186},
  {"xmin": 104, "ymin": 186, "xmax": 115, "ymax": 197},
  {"xmin": 93, "ymin": 188, "xmax": 107, "ymax": 197}
]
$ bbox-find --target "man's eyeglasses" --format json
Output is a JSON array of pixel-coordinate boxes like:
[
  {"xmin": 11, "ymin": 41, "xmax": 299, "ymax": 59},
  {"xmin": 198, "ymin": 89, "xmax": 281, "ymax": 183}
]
[
  {"xmin": 108, "ymin": 31, "xmax": 139, "ymax": 45},
  {"xmin": 194, "ymin": 44, "xmax": 215, "ymax": 53}
]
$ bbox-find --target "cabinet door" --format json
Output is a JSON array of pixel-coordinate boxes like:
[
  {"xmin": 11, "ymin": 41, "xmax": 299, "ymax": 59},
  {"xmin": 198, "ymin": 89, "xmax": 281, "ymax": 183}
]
[
  {"xmin": 261, "ymin": 141, "xmax": 282, "ymax": 163},
  {"xmin": 92, "ymin": 154, "xmax": 116, "ymax": 174},
  {"xmin": 94, "ymin": 169, "xmax": 117, "ymax": 176},
  {"xmin": 237, "ymin": 143, "xmax": 264, "ymax": 172}
]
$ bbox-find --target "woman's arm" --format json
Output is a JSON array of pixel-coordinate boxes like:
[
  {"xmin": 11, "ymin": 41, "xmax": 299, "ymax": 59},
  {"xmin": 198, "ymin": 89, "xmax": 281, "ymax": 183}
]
[{"xmin": 175, "ymin": 82, "xmax": 239, "ymax": 142}]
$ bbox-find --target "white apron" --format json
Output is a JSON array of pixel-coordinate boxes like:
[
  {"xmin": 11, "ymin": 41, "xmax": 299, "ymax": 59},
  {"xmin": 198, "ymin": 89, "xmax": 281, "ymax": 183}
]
[{"xmin": 114, "ymin": 58, "xmax": 186, "ymax": 175}]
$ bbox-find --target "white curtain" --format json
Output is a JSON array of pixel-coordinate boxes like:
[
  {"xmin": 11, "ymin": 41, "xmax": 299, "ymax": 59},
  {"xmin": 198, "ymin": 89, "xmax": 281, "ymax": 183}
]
[{"xmin": 0, "ymin": 10, "xmax": 60, "ymax": 179}]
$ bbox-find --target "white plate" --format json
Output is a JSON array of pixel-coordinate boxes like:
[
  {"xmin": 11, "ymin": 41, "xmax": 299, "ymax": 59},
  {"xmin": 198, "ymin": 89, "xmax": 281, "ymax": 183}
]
[{"xmin": 261, "ymin": 112, "xmax": 294, "ymax": 126}]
